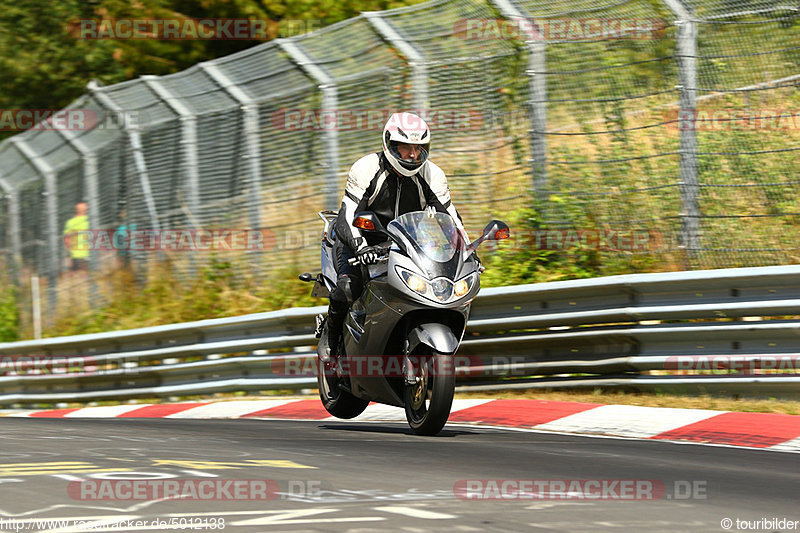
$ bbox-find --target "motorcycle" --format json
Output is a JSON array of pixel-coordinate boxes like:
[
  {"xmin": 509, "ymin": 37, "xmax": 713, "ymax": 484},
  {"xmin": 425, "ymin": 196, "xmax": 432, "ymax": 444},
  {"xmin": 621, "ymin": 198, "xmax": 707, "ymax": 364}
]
[{"xmin": 300, "ymin": 209, "xmax": 509, "ymax": 435}]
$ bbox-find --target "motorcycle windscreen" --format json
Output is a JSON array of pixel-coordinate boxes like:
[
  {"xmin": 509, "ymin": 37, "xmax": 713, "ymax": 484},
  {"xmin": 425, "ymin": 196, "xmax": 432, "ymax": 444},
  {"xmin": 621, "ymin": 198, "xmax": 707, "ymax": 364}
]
[{"xmin": 392, "ymin": 211, "xmax": 466, "ymax": 263}]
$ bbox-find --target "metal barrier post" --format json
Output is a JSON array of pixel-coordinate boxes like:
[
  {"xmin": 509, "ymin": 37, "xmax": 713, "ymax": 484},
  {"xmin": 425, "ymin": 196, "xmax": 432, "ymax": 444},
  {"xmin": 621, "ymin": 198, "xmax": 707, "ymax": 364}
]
[
  {"xmin": 489, "ymin": 0, "xmax": 547, "ymax": 198},
  {"xmin": 364, "ymin": 12, "xmax": 430, "ymax": 111},
  {"xmin": 9, "ymin": 138, "xmax": 59, "ymax": 323},
  {"xmin": 88, "ymin": 81, "xmax": 162, "ymax": 234},
  {"xmin": 664, "ymin": 0, "xmax": 699, "ymax": 265},
  {"xmin": 141, "ymin": 76, "xmax": 200, "ymax": 226},
  {"xmin": 199, "ymin": 62, "xmax": 263, "ymax": 232},
  {"xmin": 279, "ymin": 40, "xmax": 341, "ymax": 211},
  {"xmin": 0, "ymin": 176, "xmax": 21, "ymax": 281}
]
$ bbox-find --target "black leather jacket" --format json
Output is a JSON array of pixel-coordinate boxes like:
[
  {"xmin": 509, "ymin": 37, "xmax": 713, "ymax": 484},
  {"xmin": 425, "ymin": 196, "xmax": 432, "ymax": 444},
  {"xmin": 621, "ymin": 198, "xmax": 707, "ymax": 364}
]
[{"xmin": 334, "ymin": 152, "xmax": 465, "ymax": 250}]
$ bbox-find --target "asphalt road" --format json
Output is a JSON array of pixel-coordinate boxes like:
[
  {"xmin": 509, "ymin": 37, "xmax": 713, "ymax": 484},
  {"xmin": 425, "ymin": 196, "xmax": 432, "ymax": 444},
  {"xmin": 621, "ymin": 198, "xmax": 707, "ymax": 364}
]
[{"xmin": 0, "ymin": 418, "xmax": 797, "ymax": 532}]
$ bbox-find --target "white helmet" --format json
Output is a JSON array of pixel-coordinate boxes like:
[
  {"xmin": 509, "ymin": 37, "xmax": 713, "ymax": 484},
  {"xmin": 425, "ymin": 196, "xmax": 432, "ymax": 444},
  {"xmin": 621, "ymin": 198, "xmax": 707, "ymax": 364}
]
[{"xmin": 382, "ymin": 112, "xmax": 431, "ymax": 177}]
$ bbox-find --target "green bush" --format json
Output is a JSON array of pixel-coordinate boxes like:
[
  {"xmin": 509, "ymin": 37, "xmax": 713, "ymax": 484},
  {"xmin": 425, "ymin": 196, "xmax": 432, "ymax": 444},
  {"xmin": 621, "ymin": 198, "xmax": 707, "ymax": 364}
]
[{"xmin": 0, "ymin": 282, "xmax": 19, "ymax": 342}]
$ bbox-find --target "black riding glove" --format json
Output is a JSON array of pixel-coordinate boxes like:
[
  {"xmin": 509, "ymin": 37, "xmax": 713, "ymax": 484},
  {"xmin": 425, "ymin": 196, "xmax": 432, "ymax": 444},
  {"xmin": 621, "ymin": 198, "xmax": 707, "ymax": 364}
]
[{"xmin": 356, "ymin": 245, "xmax": 383, "ymax": 265}]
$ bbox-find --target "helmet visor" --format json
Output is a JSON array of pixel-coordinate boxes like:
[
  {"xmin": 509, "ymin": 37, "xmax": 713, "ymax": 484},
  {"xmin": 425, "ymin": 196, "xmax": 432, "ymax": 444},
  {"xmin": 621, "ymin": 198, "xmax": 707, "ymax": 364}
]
[{"xmin": 388, "ymin": 140, "xmax": 430, "ymax": 171}]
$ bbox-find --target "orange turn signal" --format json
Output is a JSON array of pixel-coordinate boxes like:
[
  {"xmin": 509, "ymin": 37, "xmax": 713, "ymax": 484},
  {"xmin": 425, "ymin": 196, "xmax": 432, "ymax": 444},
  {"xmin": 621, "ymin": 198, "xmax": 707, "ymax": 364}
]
[
  {"xmin": 353, "ymin": 217, "xmax": 376, "ymax": 231},
  {"xmin": 495, "ymin": 228, "xmax": 510, "ymax": 240}
]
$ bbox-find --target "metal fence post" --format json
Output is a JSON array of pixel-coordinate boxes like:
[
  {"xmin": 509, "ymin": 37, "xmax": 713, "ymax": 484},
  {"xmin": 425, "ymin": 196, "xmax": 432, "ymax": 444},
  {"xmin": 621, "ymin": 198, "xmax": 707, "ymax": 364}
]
[
  {"xmin": 663, "ymin": 0, "xmax": 699, "ymax": 265},
  {"xmin": 199, "ymin": 62, "xmax": 262, "ymax": 231},
  {"xmin": 141, "ymin": 76, "xmax": 200, "ymax": 226},
  {"xmin": 279, "ymin": 40, "xmax": 340, "ymax": 211},
  {"xmin": 88, "ymin": 81, "xmax": 162, "ymax": 234},
  {"xmin": 0, "ymin": 176, "xmax": 21, "ymax": 280},
  {"xmin": 528, "ymin": 39, "xmax": 547, "ymax": 197},
  {"xmin": 199, "ymin": 62, "xmax": 264, "ymax": 277},
  {"xmin": 9, "ymin": 139, "xmax": 59, "ymax": 322},
  {"xmin": 489, "ymin": 0, "xmax": 547, "ymax": 198},
  {"xmin": 363, "ymin": 12, "xmax": 430, "ymax": 111}
]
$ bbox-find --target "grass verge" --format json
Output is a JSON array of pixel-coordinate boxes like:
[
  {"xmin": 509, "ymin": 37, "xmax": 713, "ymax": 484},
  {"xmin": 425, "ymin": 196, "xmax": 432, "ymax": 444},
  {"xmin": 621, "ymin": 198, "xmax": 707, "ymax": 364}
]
[{"xmin": 455, "ymin": 389, "xmax": 800, "ymax": 415}]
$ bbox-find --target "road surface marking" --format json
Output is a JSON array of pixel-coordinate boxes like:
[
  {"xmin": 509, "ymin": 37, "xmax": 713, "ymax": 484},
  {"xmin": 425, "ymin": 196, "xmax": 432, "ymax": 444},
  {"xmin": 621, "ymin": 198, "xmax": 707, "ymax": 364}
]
[{"xmin": 375, "ymin": 506, "xmax": 456, "ymax": 519}]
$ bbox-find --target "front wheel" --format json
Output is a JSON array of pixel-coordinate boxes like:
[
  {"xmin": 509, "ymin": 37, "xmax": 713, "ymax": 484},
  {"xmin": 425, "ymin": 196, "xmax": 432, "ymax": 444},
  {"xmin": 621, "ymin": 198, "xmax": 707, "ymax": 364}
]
[
  {"xmin": 404, "ymin": 350, "xmax": 455, "ymax": 436},
  {"xmin": 317, "ymin": 324, "xmax": 369, "ymax": 419}
]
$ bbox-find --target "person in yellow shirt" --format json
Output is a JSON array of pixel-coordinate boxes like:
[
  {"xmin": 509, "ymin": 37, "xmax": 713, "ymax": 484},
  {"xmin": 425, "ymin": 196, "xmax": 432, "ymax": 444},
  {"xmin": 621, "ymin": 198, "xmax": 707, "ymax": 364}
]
[{"xmin": 63, "ymin": 201, "xmax": 89, "ymax": 271}]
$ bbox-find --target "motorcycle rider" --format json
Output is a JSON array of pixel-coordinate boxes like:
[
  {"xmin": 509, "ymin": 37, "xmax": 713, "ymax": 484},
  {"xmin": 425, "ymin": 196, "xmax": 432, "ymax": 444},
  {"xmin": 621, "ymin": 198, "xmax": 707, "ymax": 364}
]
[{"xmin": 321, "ymin": 111, "xmax": 472, "ymax": 358}]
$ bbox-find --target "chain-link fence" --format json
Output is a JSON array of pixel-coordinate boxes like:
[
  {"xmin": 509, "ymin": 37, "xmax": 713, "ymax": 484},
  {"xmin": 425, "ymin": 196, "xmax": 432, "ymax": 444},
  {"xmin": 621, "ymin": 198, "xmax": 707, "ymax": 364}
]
[{"xmin": 0, "ymin": 0, "xmax": 799, "ymax": 333}]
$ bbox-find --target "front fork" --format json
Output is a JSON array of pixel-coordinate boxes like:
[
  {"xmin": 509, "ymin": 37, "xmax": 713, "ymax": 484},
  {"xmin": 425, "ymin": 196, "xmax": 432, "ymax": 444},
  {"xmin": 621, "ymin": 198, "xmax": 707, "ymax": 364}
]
[
  {"xmin": 321, "ymin": 313, "xmax": 454, "ymax": 386},
  {"xmin": 402, "ymin": 339, "xmax": 418, "ymax": 386},
  {"xmin": 315, "ymin": 314, "xmax": 331, "ymax": 364}
]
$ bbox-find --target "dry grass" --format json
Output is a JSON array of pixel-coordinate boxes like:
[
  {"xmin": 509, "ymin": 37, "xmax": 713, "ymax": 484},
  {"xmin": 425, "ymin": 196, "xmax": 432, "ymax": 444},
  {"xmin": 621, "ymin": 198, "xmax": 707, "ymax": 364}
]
[{"xmin": 455, "ymin": 389, "xmax": 800, "ymax": 415}]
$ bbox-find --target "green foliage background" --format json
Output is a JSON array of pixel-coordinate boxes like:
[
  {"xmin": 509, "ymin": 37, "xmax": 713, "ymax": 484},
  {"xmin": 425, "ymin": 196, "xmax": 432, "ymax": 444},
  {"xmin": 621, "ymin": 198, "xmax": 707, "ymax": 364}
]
[
  {"xmin": 0, "ymin": 0, "xmax": 425, "ymax": 141},
  {"xmin": 2, "ymin": 1, "xmax": 800, "ymax": 338},
  {"xmin": 0, "ymin": 282, "xmax": 18, "ymax": 342}
]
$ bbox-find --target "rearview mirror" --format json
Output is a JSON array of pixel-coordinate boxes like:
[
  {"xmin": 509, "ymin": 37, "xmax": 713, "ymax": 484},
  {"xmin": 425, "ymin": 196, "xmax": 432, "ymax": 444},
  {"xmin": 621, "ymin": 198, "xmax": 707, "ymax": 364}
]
[
  {"xmin": 484, "ymin": 220, "xmax": 510, "ymax": 241},
  {"xmin": 467, "ymin": 220, "xmax": 510, "ymax": 254},
  {"xmin": 352, "ymin": 211, "xmax": 387, "ymax": 234}
]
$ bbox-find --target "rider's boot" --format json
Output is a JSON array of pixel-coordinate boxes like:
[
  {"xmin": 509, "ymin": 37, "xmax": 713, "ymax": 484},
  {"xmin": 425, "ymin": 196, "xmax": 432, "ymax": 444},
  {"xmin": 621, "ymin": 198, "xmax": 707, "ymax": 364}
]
[{"xmin": 321, "ymin": 300, "xmax": 346, "ymax": 362}]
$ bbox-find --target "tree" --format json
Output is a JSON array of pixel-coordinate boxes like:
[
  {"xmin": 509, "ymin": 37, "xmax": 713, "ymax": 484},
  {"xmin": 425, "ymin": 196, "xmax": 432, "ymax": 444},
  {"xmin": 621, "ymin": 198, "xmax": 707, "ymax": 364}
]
[{"xmin": 0, "ymin": 0, "xmax": 424, "ymax": 140}]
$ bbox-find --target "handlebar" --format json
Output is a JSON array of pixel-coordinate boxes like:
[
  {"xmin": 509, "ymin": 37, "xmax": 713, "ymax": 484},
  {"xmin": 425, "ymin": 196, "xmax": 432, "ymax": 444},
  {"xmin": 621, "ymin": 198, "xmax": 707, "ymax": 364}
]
[{"xmin": 348, "ymin": 254, "xmax": 389, "ymax": 266}]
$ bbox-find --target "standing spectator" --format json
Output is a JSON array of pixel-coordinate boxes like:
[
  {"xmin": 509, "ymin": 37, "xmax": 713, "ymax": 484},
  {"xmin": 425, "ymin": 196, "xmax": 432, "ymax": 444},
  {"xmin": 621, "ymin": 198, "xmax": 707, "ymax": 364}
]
[
  {"xmin": 113, "ymin": 208, "xmax": 136, "ymax": 269},
  {"xmin": 63, "ymin": 201, "xmax": 89, "ymax": 271}
]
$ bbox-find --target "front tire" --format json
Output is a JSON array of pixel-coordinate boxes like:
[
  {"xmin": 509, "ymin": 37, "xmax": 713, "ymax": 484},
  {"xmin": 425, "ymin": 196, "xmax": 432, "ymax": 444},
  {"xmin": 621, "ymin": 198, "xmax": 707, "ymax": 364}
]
[
  {"xmin": 317, "ymin": 324, "xmax": 369, "ymax": 419},
  {"xmin": 404, "ymin": 350, "xmax": 455, "ymax": 436}
]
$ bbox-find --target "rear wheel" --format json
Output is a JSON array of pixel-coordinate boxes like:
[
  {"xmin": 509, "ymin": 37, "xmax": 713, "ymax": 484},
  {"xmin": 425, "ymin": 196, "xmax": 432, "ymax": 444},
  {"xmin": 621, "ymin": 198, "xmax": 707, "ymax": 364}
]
[
  {"xmin": 317, "ymin": 324, "xmax": 369, "ymax": 419},
  {"xmin": 404, "ymin": 349, "xmax": 454, "ymax": 436}
]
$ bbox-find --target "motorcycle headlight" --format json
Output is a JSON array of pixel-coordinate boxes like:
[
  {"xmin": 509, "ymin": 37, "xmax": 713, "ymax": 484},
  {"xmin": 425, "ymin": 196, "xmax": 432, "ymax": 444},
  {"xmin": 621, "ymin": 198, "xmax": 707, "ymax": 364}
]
[
  {"xmin": 400, "ymin": 270, "xmax": 427, "ymax": 295},
  {"xmin": 397, "ymin": 268, "xmax": 476, "ymax": 303},
  {"xmin": 454, "ymin": 278, "xmax": 470, "ymax": 297},
  {"xmin": 431, "ymin": 278, "xmax": 453, "ymax": 301}
]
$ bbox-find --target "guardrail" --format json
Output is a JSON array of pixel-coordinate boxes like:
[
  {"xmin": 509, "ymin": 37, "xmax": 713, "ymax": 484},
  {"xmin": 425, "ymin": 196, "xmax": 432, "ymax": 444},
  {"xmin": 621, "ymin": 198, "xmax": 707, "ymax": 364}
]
[{"xmin": 1, "ymin": 265, "xmax": 799, "ymax": 405}]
